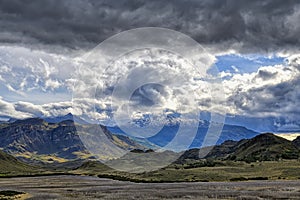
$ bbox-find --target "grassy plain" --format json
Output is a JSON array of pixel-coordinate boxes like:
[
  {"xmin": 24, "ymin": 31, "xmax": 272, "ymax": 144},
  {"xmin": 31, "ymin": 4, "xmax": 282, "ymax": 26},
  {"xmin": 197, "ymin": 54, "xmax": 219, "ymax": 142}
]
[{"xmin": 72, "ymin": 159, "xmax": 300, "ymax": 182}]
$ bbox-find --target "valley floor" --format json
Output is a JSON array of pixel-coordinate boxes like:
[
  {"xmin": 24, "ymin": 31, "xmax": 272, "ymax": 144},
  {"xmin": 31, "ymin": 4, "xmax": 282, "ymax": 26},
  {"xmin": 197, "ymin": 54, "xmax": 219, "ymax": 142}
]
[{"xmin": 0, "ymin": 175, "xmax": 299, "ymax": 200}]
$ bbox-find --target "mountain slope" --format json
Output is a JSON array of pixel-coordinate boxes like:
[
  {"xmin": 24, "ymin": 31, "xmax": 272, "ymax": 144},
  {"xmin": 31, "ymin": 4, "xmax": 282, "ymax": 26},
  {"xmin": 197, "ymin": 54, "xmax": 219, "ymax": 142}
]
[
  {"xmin": 0, "ymin": 118, "xmax": 143, "ymax": 163},
  {"xmin": 178, "ymin": 133, "xmax": 300, "ymax": 162}
]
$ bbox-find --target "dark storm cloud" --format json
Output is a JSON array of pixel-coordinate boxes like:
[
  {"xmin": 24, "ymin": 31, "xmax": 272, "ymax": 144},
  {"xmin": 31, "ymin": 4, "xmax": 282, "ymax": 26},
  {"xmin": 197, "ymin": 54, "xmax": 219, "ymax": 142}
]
[{"xmin": 0, "ymin": 0, "xmax": 299, "ymax": 53}]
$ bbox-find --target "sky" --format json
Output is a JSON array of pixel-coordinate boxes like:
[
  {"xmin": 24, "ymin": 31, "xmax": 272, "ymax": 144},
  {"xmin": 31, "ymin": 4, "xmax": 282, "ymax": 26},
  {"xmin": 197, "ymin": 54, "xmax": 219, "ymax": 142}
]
[{"xmin": 0, "ymin": 0, "xmax": 299, "ymax": 132}]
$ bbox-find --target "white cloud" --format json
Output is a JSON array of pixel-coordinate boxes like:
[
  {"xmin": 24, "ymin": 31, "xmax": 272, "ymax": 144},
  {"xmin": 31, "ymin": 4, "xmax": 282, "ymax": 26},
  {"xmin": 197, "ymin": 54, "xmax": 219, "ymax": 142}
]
[
  {"xmin": 231, "ymin": 65, "xmax": 239, "ymax": 73},
  {"xmin": 14, "ymin": 101, "xmax": 46, "ymax": 117},
  {"xmin": 0, "ymin": 97, "xmax": 32, "ymax": 118},
  {"xmin": 0, "ymin": 45, "xmax": 76, "ymax": 95},
  {"xmin": 71, "ymin": 47, "xmax": 224, "ymax": 125},
  {"xmin": 223, "ymin": 54, "xmax": 300, "ymax": 120},
  {"xmin": 45, "ymin": 79, "xmax": 61, "ymax": 90}
]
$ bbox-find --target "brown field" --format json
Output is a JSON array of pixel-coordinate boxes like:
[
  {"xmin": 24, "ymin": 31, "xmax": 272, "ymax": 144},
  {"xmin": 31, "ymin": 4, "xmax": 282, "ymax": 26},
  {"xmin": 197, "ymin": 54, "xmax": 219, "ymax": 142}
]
[{"xmin": 0, "ymin": 175, "xmax": 299, "ymax": 200}]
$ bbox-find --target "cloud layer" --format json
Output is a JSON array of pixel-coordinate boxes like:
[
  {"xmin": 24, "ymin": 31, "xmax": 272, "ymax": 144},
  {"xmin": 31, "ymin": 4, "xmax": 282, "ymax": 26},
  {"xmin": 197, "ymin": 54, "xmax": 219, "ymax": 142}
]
[
  {"xmin": 1, "ymin": 49, "xmax": 299, "ymax": 131},
  {"xmin": 0, "ymin": 0, "xmax": 299, "ymax": 54}
]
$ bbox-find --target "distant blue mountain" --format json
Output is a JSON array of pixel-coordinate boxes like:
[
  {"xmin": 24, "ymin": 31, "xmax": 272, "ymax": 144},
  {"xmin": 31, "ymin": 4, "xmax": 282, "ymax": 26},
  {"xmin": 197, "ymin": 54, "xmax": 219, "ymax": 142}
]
[{"xmin": 107, "ymin": 120, "xmax": 259, "ymax": 149}]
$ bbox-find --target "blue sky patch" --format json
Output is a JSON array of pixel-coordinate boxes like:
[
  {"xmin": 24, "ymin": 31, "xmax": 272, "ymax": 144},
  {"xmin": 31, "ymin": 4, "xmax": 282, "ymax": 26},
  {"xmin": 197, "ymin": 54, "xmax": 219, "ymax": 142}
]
[{"xmin": 215, "ymin": 54, "xmax": 286, "ymax": 74}]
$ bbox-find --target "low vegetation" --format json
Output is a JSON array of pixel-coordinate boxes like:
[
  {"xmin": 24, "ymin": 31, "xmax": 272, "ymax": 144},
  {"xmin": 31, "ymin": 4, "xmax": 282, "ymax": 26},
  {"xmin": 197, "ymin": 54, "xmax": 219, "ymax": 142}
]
[
  {"xmin": 0, "ymin": 190, "xmax": 25, "ymax": 200},
  {"xmin": 71, "ymin": 159, "xmax": 300, "ymax": 182}
]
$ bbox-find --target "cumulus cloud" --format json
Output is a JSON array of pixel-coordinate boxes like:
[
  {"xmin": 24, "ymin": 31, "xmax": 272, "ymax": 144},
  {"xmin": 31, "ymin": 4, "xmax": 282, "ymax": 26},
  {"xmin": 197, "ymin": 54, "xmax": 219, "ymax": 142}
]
[
  {"xmin": 0, "ymin": 97, "xmax": 33, "ymax": 118},
  {"xmin": 223, "ymin": 54, "xmax": 300, "ymax": 122},
  {"xmin": 14, "ymin": 101, "xmax": 45, "ymax": 117},
  {"xmin": 70, "ymin": 47, "xmax": 224, "ymax": 125},
  {"xmin": 0, "ymin": 97, "xmax": 112, "ymax": 123},
  {"xmin": 0, "ymin": 45, "xmax": 76, "ymax": 95}
]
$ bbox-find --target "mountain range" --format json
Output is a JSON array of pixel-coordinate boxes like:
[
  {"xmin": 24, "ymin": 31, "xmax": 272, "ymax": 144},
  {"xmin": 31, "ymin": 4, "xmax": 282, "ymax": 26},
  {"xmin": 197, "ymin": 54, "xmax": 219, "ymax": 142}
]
[
  {"xmin": 0, "ymin": 115, "xmax": 300, "ymax": 179},
  {"xmin": 1, "ymin": 129, "xmax": 299, "ymax": 178},
  {"xmin": 0, "ymin": 115, "xmax": 299, "ymax": 166},
  {"xmin": 107, "ymin": 121, "xmax": 259, "ymax": 149},
  {"xmin": 2, "ymin": 112, "xmax": 299, "ymax": 133}
]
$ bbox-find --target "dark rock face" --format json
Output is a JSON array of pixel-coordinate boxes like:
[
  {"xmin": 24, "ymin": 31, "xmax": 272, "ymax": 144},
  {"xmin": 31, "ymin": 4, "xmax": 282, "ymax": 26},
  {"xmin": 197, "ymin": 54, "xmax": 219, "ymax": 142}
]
[
  {"xmin": 0, "ymin": 118, "xmax": 142, "ymax": 161},
  {"xmin": 0, "ymin": 119, "xmax": 86, "ymax": 159}
]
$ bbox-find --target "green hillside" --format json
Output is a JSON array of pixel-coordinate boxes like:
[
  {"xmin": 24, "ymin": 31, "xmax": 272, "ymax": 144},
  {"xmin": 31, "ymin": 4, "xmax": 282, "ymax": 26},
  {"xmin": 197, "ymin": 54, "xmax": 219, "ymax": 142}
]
[
  {"xmin": 230, "ymin": 133, "xmax": 300, "ymax": 162},
  {"xmin": 177, "ymin": 133, "xmax": 300, "ymax": 163},
  {"xmin": 0, "ymin": 149, "xmax": 44, "ymax": 177}
]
